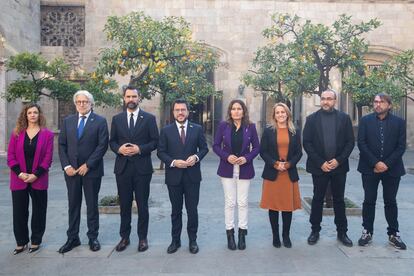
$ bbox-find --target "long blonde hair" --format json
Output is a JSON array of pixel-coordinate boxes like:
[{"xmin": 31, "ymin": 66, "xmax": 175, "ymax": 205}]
[{"xmin": 270, "ymin": 102, "xmax": 296, "ymax": 135}]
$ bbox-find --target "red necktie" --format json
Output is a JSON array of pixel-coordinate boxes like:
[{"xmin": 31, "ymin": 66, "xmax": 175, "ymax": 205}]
[{"xmin": 180, "ymin": 125, "xmax": 186, "ymax": 144}]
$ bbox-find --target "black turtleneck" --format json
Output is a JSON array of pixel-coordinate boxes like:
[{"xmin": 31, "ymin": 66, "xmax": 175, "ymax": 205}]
[{"xmin": 320, "ymin": 109, "xmax": 337, "ymax": 160}]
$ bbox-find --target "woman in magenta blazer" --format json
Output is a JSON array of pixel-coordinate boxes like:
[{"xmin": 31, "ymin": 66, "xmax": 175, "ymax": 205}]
[
  {"xmin": 213, "ymin": 99, "xmax": 260, "ymax": 251},
  {"xmin": 7, "ymin": 103, "xmax": 54, "ymax": 254}
]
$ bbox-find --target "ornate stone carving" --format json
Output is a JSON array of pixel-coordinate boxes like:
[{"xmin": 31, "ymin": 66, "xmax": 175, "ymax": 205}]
[
  {"xmin": 63, "ymin": 47, "xmax": 82, "ymax": 73},
  {"xmin": 41, "ymin": 6, "xmax": 85, "ymax": 47}
]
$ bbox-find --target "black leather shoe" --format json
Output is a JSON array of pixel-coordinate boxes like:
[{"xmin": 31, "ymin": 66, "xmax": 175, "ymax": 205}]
[
  {"xmin": 89, "ymin": 239, "xmax": 101, "ymax": 252},
  {"xmin": 138, "ymin": 239, "xmax": 148, "ymax": 252},
  {"xmin": 307, "ymin": 231, "xmax": 319, "ymax": 245},
  {"xmin": 28, "ymin": 245, "xmax": 40, "ymax": 253},
  {"xmin": 13, "ymin": 244, "xmax": 28, "ymax": 255},
  {"xmin": 189, "ymin": 240, "xmax": 199, "ymax": 254},
  {"xmin": 58, "ymin": 238, "xmax": 81, "ymax": 254},
  {"xmin": 337, "ymin": 232, "xmax": 353, "ymax": 247},
  {"xmin": 115, "ymin": 238, "xmax": 130, "ymax": 252},
  {"xmin": 167, "ymin": 240, "xmax": 181, "ymax": 254}
]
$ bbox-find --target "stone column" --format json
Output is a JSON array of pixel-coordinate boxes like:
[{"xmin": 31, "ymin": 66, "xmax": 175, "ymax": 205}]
[{"xmin": 0, "ymin": 58, "xmax": 7, "ymax": 155}]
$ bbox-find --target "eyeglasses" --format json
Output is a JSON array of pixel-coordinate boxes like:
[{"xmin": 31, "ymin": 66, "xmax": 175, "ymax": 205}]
[{"xmin": 75, "ymin": 100, "xmax": 90, "ymax": 105}]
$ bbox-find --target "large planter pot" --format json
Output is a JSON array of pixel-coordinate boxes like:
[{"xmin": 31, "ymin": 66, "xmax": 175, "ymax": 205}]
[
  {"xmin": 99, "ymin": 196, "xmax": 137, "ymax": 214},
  {"xmin": 301, "ymin": 196, "xmax": 362, "ymax": 216}
]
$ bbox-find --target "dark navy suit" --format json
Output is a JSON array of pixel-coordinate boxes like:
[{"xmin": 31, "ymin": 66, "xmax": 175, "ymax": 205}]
[
  {"xmin": 157, "ymin": 121, "xmax": 208, "ymax": 242},
  {"xmin": 109, "ymin": 109, "xmax": 159, "ymax": 240},
  {"xmin": 357, "ymin": 112, "xmax": 406, "ymax": 235},
  {"xmin": 58, "ymin": 112, "xmax": 108, "ymax": 240}
]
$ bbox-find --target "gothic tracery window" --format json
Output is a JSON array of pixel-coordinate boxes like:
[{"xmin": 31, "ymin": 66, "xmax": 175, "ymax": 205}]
[{"xmin": 41, "ymin": 6, "xmax": 85, "ymax": 47}]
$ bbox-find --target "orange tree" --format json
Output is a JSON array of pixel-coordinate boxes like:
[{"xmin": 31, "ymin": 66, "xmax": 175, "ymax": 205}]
[
  {"xmin": 92, "ymin": 12, "xmax": 220, "ymax": 124},
  {"xmin": 5, "ymin": 52, "xmax": 120, "ymax": 107},
  {"xmin": 343, "ymin": 49, "xmax": 414, "ymax": 118},
  {"xmin": 243, "ymin": 14, "xmax": 381, "ymax": 104}
]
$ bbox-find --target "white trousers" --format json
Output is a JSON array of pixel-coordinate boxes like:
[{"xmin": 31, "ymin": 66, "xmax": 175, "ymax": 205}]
[{"xmin": 221, "ymin": 165, "xmax": 251, "ymax": 230}]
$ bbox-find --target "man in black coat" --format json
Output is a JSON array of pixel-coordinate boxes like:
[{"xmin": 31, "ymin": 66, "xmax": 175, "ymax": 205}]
[
  {"xmin": 157, "ymin": 99, "xmax": 208, "ymax": 254},
  {"xmin": 357, "ymin": 93, "xmax": 407, "ymax": 250},
  {"xmin": 303, "ymin": 89, "xmax": 354, "ymax": 247},
  {"xmin": 58, "ymin": 90, "xmax": 109, "ymax": 253},
  {"xmin": 109, "ymin": 86, "xmax": 159, "ymax": 252}
]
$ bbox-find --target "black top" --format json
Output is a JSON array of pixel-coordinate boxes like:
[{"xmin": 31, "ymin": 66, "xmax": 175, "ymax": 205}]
[
  {"xmin": 11, "ymin": 132, "xmax": 46, "ymax": 177},
  {"xmin": 357, "ymin": 112, "xmax": 406, "ymax": 177},
  {"xmin": 376, "ymin": 113, "xmax": 389, "ymax": 159},
  {"xmin": 320, "ymin": 109, "xmax": 337, "ymax": 160},
  {"xmin": 231, "ymin": 124, "xmax": 243, "ymax": 157}
]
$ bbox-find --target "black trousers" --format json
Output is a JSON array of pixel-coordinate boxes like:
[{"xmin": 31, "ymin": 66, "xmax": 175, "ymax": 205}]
[
  {"xmin": 310, "ymin": 173, "xmax": 348, "ymax": 233},
  {"xmin": 361, "ymin": 173, "xmax": 400, "ymax": 236},
  {"xmin": 167, "ymin": 171, "xmax": 200, "ymax": 242},
  {"xmin": 12, "ymin": 186, "xmax": 47, "ymax": 246},
  {"xmin": 116, "ymin": 161, "xmax": 152, "ymax": 240},
  {"xmin": 65, "ymin": 175, "xmax": 101, "ymax": 240}
]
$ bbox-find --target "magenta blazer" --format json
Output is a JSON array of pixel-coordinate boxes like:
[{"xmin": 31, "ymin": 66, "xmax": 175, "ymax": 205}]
[{"xmin": 7, "ymin": 128, "xmax": 54, "ymax": 191}]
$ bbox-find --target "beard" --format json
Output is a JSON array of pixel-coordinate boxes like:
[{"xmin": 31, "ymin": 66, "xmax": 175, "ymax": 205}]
[{"xmin": 126, "ymin": 101, "xmax": 138, "ymax": 110}]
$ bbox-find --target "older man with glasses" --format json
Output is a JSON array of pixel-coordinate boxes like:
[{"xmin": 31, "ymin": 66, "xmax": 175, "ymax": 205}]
[{"xmin": 58, "ymin": 90, "xmax": 109, "ymax": 253}]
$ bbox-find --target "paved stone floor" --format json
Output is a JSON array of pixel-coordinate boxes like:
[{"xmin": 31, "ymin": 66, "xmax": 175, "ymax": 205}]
[{"xmin": 0, "ymin": 148, "xmax": 413, "ymax": 275}]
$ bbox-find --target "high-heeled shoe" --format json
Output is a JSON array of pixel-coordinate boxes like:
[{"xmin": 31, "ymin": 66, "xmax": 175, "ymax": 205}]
[
  {"xmin": 13, "ymin": 244, "xmax": 28, "ymax": 255},
  {"xmin": 29, "ymin": 245, "xmax": 40, "ymax": 253}
]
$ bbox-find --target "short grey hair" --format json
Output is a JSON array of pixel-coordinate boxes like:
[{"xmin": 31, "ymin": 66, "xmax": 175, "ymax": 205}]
[
  {"xmin": 321, "ymin": 88, "xmax": 337, "ymax": 99},
  {"xmin": 73, "ymin": 90, "xmax": 95, "ymax": 106}
]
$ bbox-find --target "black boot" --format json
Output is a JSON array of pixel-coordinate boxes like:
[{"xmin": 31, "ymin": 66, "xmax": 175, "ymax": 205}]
[
  {"xmin": 226, "ymin": 229, "xmax": 236, "ymax": 250},
  {"xmin": 269, "ymin": 210, "xmax": 281, "ymax": 248},
  {"xmin": 273, "ymin": 233, "xmax": 281, "ymax": 248},
  {"xmin": 282, "ymin": 211, "xmax": 292, "ymax": 248},
  {"xmin": 238, "ymin": 228, "xmax": 247, "ymax": 250},
  {"xmin": 282, "ymin": 234, "xmax": 292, "ymax": 248}
]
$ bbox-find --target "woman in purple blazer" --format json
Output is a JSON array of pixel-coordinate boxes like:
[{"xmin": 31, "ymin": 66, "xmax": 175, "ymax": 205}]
[
  {"xmin": 213, "ymin": 99, "xmax": 260, "ymax": 251},
  {"xmin": 7, "ymin": 103, "xmax": 54, "ymax": 254}
]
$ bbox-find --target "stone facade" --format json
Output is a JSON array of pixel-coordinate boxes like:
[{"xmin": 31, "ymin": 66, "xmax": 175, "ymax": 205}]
[
  {"xmin": 1, "ymin": 0, "xmax": 414, "ymax": 153},
  {"xmin": 0, "ymin": 0, "xmax": 41, "ymax": 154}
]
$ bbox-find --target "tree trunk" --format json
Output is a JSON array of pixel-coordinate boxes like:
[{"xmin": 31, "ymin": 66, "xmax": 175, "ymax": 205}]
[{"xmin": 158, "ymin": 94, "xmax": 167, "ymax": 170}]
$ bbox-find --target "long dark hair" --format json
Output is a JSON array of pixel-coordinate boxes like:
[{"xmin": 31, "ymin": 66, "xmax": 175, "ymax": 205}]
[
  {"xmin": 13, "ymin": 103, "xmax": 46, "ymax": 135},
  {"xmin": 226, "ymin": 99, "xmax": 251, "ymax": 126}
]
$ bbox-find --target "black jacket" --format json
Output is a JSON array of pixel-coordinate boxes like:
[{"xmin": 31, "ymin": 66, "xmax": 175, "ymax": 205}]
[
  {"xmin": 357, "ymin": 112, "xmax": 406, "ymax": 177},
  {"xmin": 260, "ymin": 126, "xmax": 302, "ymax": 182},
  {"xmin": 303, "ymin": 109, "xmax": 354, "ymax": 175},
  {"xmin": 157, "ymin": 122, "xmax": 209, "ymax": 186},
  {"xmin": 58, "ymin": 112, "xmax": 109, "ymax": 178},
  {"xmin": 109, "ymin": 109, "xmax": 159, "ymax": 175}
]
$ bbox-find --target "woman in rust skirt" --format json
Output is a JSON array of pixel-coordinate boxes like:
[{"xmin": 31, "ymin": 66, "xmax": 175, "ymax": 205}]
[{"xmin": 260, "ymin": 103, "xmax": 302, "ymax": 248}]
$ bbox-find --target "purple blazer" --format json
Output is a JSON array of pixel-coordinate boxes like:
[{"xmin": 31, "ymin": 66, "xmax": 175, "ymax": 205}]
[
  {"xmin": 213, "ymin": 121, "xmax": 260, "ymax": 179},
  {"xmin": 7, "ymin": 128, "xmax": 54, "ymax": 191}
]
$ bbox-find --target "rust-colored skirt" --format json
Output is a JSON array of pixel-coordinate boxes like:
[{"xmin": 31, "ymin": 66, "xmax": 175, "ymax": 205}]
[{"xmin": 260, "ymin": 171, "xmax": 301, "ymax": 212}]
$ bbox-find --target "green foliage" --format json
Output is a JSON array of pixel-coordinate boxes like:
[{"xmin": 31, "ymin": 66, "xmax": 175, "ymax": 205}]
[
  {"xmin": 343, "ymin": 67, "xmax": 404, "ymax": 107},
  {"xmin": 99, "ymin": 195, "xmax": 120, "ymax": 206},
  {"xmin": 382, "ymin": 50, "xmax": 414, "ymax": 101},
  {"xmin": 243, "ymin": 13, "xmax": 381, "ymax": 100},
  {"xmin": 344, "ymin": 49, "xmax": 414, "ymax": 108},
  {"xmin": 92, "ymin": 11, "xmax": 220, "ymax": 106},
  {"xmin": 5, "ymin": 52, "xmax": 121, "ymax": 106}
]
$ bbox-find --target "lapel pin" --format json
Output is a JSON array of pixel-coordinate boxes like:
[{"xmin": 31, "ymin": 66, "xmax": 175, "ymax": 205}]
[
  {"xmin": 190, "ymin": 125, "xmax": 193, "ymax": 128},
  {"xmin": 140, "ymin": 115, "xmax": 144, "ymax": 119}
]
